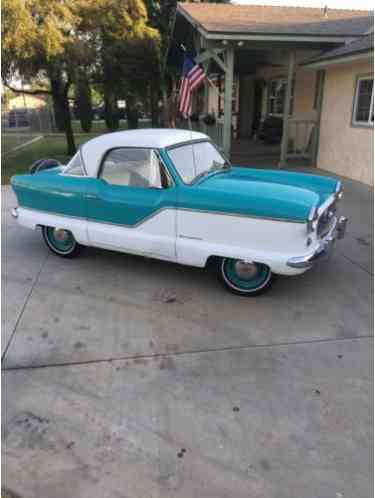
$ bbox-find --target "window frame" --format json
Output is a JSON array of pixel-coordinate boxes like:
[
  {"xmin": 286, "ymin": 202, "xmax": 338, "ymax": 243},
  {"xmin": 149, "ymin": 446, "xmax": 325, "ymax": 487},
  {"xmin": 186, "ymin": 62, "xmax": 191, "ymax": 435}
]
[
  {"xmin": 62, "ymin": 148, "xmax": 87, "ymax": 177},
  {"xmin": 351, "ymin": 74, "xmax": 374, "ymax": 128},
  {"xmin": 166, "ymin": 139, "xmax": 231, "ymax": 186},
  {"xmin": 267, "ymin": 76, "xmax": 295, "ymax": 117},
  {"xmin": 98, "ymin": 146, "xmax": 175, "ymax": 189}
]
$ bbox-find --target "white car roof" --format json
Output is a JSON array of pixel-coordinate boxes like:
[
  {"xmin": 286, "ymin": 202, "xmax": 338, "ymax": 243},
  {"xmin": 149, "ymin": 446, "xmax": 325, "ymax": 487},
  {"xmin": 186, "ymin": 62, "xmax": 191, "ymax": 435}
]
[{"xmin": 80, "ymin": 128, "xmax": 208, "ymax": 177}]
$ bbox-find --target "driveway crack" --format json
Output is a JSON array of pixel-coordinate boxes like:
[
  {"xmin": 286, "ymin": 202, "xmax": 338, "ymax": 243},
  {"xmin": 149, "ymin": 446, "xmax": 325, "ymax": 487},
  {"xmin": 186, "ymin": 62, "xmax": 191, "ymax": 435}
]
[{"xmin": 2, "ymin": 252, "xmax": 49, "ymax": 361}]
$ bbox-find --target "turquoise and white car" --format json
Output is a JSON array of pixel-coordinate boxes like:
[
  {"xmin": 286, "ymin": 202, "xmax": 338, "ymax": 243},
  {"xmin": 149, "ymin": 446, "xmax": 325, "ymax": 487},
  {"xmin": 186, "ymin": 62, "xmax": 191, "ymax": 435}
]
[{"xmin": 11, "ymin": 129, "xmax": 347, "ymax": 296}]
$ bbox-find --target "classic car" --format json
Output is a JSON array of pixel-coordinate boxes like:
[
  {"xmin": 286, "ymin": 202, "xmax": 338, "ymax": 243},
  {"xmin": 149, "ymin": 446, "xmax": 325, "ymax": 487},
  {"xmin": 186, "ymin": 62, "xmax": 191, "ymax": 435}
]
[{"xmin": 10, "ymin": 129, "xmax": 347, "ymax": 296}]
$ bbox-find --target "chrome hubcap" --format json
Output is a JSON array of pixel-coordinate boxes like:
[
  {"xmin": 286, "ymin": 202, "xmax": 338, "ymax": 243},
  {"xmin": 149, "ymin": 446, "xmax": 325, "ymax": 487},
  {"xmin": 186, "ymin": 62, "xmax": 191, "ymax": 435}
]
[
  {"xmin": 53, "ymin": 228, "xmax": 69, "ymax": 242},
  {"xmin": 233, "ymin": 261, "xmax": 259, "ymax": 280}
]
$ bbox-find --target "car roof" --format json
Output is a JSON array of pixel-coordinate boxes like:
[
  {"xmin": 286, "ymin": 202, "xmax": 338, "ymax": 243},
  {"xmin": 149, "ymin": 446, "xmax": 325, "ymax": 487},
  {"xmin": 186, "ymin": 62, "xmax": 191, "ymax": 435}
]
[{"xmin": 80, "ymin": 128, "xmax": 208, "ymax": 177}]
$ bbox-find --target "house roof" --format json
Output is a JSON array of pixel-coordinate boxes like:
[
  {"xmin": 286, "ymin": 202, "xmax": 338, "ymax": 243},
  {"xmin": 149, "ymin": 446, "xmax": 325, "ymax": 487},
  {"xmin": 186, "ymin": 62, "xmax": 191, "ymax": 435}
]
[
  {"xmin": 303, "ymin": 33, "xmax": 374, "ymax": 65},
  {"xmin": 178, "ymin": 3, "xmax": 373, "ymax": 38}
]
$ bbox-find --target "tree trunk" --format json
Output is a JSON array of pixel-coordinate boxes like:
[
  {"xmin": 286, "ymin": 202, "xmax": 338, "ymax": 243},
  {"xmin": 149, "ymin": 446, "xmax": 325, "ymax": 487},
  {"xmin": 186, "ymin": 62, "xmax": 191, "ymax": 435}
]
[
  {"xmin": 49, "ymin": 69, "xmax": 76, "ymax": 155},
  {"xmin": 61, "ymin": 91, "xmax": 76, "ymax": 155},
  {"xmin": 76, "ymin": 75, "xmax": 93, "ymax": 133},
  {"xmin": 126, "ymin": 94, "xmax": 138, "ymax": 129},
  {"xmin": 150, "ymin": 86, "xmax": 159, "ymax": 128},
  {"xmin": 104, "ymin": 89, "xmax": 119, "ymax": 131},
  {"xmin": 50, "ymin": 81, "xmax": 66, "ymax": 132}
]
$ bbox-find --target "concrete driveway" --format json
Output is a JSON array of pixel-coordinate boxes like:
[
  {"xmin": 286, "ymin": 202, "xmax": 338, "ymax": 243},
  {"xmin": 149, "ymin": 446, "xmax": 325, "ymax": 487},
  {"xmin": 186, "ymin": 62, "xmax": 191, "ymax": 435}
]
[{"xmin": 2, "ymin": 170, "xmax": 373, "ymax": 498}]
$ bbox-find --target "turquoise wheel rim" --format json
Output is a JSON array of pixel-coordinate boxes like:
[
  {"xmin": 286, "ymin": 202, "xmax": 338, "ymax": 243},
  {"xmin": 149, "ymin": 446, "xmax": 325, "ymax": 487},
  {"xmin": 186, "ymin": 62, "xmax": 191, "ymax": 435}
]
[
  {"xmin": 222, "ymin": 259, "xmax": 271, "ymax": 291},
  {"xmin": 45, "ymin": 227, "xmax": 76, "ymax": 253}
]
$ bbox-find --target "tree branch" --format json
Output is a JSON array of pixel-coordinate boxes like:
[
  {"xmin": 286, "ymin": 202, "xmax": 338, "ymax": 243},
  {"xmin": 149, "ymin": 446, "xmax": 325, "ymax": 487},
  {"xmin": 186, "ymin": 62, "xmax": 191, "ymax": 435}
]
[{"xmin": 4, "ymin": 83, "xmax": 51, "ymax": 96}]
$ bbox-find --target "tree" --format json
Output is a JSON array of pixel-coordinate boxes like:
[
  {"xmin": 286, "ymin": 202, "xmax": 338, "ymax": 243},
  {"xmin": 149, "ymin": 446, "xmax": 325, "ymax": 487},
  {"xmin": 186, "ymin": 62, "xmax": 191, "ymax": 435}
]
[
  {"xmin": 77, "ymin": 0, "xmax": 160, "ymax": 131},
  {"xmin": 2, "ymin": 0, "xmax": 80, "ymax": 154}
]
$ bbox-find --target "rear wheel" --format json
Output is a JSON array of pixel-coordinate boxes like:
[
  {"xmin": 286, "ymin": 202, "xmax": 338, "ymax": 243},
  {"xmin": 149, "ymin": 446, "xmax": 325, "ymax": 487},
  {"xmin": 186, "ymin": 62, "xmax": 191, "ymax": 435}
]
[
  {"xmin": 219, "ymin": 258, "xmax": 272, "ymax": 296},
  {"xmin": 42, "ymin": 226, "xmax": 81, "ymax": 258}
]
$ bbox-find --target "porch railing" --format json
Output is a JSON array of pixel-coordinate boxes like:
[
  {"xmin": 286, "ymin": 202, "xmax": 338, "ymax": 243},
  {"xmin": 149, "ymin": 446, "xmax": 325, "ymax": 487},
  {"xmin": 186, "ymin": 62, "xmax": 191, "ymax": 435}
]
[
  {"xmin": 286, "ymin": 119, "xmax": 318, "ymax": 162},
  {"xmin": 176, "ymin": 119, "xmax": 224, "ymax": 149}
]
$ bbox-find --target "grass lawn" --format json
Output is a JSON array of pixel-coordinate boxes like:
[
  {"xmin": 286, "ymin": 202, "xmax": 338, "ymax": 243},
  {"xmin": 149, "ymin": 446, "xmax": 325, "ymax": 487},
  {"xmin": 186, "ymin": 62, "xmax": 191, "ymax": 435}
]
[
  {"xmin": 71, "ymin": 118, "xmax": 151, "ymax": 134},
  {"xmin": 1, "ymin": 134, "xmax": 97, "ymax": 184},
  {"xmin": 2, "ymin": 120, "xmax": 153, "ymax": 184},
  {"xmin": 1, "ymin": 134, "xmax": 42, "ymax": 154}
]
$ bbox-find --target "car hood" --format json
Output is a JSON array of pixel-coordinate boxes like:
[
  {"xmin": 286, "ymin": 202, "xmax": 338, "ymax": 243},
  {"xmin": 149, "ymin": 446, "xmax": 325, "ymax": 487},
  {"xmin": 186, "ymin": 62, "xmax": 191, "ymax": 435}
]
[{"xmin": 192, "ymin": 167, "xmax": 339, "ymax": 222}]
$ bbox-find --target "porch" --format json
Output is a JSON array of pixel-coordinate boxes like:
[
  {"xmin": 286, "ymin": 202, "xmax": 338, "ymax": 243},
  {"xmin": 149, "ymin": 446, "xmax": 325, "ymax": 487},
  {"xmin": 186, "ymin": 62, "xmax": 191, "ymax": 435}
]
[
  {"xmin": 184, "ymin": 118, "xmax": 318, "ymax": 166},
  {"xmin": 170, "ymin": 3, "xmax": 370, "ymax": 169}
]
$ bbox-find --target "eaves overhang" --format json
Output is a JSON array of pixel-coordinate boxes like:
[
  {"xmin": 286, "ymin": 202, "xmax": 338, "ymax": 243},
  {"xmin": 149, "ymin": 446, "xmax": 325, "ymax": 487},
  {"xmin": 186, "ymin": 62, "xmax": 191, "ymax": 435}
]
[
  {"xmin": 177, "ymin": 4, "xmax": 366, "ymax": 45},
  {"xmin": 303, "ymin": 49, "xmax": 373, "ymax": 69}
]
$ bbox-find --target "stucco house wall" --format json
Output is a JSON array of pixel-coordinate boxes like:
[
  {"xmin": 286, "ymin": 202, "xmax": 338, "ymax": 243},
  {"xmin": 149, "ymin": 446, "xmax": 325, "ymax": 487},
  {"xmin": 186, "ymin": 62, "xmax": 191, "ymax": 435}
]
[{"xmin": 317, "ymin": 60, "xmax": 374, "ymax": 185}]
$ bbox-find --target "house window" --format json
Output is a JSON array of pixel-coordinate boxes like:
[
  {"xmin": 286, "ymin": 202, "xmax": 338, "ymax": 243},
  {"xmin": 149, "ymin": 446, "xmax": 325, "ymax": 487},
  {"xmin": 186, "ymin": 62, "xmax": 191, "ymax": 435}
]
[
  {"xmin": 352, "ymin": 76, "xmax": 374, "ymax": 126},
  {"xmin": 268, "ymin": 78, "xmax": 295, "ymax": 116}
]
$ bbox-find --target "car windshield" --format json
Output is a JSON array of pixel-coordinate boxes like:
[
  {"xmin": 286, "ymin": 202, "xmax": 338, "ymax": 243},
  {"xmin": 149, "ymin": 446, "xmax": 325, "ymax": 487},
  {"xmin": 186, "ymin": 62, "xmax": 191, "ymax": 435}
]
[{"xmin": 167, "ymin": 140, "xmax": 231, "ymax": 184}]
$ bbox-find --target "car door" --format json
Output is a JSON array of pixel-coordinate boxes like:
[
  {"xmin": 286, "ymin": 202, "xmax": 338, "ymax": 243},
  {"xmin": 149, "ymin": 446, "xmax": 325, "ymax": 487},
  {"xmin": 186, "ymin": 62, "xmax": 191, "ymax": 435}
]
[{"xmin": 86, "ymin": 147, "xmax": 177, "ymax": 260}]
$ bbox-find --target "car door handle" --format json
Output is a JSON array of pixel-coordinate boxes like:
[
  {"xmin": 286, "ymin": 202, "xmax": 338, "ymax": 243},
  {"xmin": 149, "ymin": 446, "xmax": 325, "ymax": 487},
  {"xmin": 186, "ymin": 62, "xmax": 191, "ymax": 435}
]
[{"xmin": 86, "ymin": 194, "xmax": 98, "ymax": 200}]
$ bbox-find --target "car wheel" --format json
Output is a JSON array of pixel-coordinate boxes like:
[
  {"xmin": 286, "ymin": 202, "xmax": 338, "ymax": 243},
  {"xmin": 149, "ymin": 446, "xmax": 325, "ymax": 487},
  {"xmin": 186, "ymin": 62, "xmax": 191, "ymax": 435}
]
[
  {"xmin": 219, "ymin": 258, "xmax": 272, "ymax": 296},
  {"xmin": 42, "ymin": 226, "xmax": 81, "ymax": 258}
]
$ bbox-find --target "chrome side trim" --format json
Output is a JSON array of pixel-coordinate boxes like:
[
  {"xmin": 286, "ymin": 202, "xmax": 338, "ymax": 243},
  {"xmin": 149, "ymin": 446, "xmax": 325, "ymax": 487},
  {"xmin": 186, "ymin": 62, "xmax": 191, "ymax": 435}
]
[
  {"xmin": 177, "ymin": 208, "xmax": 305, "ymax": 224},
  {"xmin": 179, "ymin": 235, "xmax": 203, "ymax": 241},
  {"xmin": 17, "ymin": 205, "xmax": 307, "ymax": 230}
]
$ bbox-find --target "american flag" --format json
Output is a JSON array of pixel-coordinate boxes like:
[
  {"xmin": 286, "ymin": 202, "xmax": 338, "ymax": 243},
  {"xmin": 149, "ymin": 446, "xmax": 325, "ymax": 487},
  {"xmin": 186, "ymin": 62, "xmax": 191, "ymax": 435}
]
[{"xmin": 179, "ymin": 55, "xmax": 206, "ymax": 118}]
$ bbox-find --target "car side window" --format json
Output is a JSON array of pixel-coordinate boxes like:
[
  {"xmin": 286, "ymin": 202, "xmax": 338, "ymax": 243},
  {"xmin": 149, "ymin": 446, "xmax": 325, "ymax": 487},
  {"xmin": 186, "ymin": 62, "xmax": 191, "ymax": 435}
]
[
  {"xmin": 64, "ymin": 151, "xmax": 86, "ymax": 176},
  {"xmin": 101, "ymin": 148, "xmax": 169, "ymax": 188}
]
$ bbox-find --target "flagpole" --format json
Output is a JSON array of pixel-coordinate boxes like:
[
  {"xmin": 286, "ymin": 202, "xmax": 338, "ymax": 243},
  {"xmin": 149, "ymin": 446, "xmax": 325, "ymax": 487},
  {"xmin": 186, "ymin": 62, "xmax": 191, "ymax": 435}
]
[{"xmin": 180, "ymin": 44, "xmax": 222, "ymax": 99}]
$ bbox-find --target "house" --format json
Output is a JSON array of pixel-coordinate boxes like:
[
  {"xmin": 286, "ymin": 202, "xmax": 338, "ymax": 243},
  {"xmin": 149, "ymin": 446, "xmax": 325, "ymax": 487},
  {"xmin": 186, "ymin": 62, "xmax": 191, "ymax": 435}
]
[
  {"xmin": 169, "ymin": 3, "xmax": 373, "ymax": 185},
  {"xmin": 8, "ymin": 94, "xmax": 46, "ymax": 110}
]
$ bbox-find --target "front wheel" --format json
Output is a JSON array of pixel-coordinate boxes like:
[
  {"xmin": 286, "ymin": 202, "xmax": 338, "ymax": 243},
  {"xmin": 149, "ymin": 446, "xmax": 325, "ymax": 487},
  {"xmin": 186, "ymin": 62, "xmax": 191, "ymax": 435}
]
[
  {"xmin": 219, "ymin": 258, "xmax": 272, "ymax": 296},
  {"xmin": 42, "ymin": 226, "xmax": 81, "ymax": 258}
]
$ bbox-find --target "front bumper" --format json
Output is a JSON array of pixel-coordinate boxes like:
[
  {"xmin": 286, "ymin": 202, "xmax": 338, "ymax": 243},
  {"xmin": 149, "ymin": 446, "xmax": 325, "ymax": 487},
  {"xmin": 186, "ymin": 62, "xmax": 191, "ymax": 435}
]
[{"xmin": 287, "ymin": 216, "xmax": 348, "ymax": 269}]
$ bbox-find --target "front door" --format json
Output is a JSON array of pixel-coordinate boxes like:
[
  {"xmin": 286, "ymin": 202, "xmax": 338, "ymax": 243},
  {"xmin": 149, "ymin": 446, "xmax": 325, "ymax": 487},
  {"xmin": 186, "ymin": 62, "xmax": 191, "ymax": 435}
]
[{"xmin": 86, "ymin": 147, "xmax": 177, "ymax": 260}]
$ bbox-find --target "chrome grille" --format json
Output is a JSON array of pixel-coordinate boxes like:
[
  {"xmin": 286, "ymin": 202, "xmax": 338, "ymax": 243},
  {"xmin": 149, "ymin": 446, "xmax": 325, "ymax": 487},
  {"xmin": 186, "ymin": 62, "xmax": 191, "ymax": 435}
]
[{"xmin": 317, "ymin": 203, "xmax": 336, "ymax": 238}]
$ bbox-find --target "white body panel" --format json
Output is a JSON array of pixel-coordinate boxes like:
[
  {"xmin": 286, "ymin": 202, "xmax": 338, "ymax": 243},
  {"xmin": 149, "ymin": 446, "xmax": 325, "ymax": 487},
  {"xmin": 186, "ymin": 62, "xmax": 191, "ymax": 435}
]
[
  {"xmin": 176, "ymin": 210, "xmax": 311, "ymax": 275},
  {"xmin": 15, "ymin": 206, "xmax": 312, "ymax": 275},
  {"xmin": 87, "ymin": 210, "xmax": 176, "ymax": 260}
]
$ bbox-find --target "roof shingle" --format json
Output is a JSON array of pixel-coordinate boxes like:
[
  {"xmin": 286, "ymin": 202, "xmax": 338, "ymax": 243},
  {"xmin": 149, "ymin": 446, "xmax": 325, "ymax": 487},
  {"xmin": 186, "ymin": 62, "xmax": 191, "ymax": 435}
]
[
  {"xmin": 304, "ymin": 33, "xmax": 374, "ymax": 64},
  {"xmin": 178, "ymin": 3, "xmax": 373, "ymax": 37}
]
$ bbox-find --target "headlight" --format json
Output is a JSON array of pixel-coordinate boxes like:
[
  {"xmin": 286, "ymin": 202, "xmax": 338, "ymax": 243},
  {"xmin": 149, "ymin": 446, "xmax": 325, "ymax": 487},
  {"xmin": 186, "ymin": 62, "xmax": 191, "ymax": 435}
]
[{"xmin": 335, "ymin": 181, "xmax": 343, "ymax": 200}]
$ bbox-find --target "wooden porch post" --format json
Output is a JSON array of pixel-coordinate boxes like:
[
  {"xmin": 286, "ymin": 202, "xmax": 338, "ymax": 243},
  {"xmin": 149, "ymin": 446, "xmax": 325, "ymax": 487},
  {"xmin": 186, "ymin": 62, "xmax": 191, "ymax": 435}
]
[
  {"xmin": 279, "ymin": 51, "xmax": 295, "ymax": 168},
  {"xmin": 223, "ymin": 47, "xmax": 234, "ymax": 156},
  {"xmin": 203, "ymin": 61, "xmax": 209, "ymax": 115}
]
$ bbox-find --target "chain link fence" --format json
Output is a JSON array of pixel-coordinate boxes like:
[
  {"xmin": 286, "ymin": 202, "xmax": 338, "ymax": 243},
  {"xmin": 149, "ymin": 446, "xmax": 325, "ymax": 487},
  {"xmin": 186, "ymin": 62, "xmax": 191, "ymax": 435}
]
[{"xmin": 2, "ymin": 106, "xmax": 56, "ymax": 156}]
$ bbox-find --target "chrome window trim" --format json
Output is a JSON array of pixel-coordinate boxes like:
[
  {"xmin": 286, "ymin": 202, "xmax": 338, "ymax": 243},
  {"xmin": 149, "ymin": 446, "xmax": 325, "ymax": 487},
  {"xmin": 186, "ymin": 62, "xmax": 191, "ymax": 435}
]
[
  {"xmin": 18, "ymin": 205, "xmax": 306, "ymax": 229},
  {"xmin": 62, "ymin": 148, "xmax": 88, "ymax": 177},
  {"xmin": 166, "ymin": 139, "xmax": 232, "ymax": 186},
  {"xmin": 97, "ymin": 146, "xmax": 175, "ymax": 189}
]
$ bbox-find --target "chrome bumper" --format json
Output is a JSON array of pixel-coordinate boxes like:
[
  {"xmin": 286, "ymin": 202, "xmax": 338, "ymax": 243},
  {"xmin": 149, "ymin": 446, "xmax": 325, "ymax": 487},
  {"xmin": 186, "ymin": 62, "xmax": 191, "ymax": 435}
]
[{"xmin": 287, "ymin": 216, "xmax": 348, "ymax": 269}]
